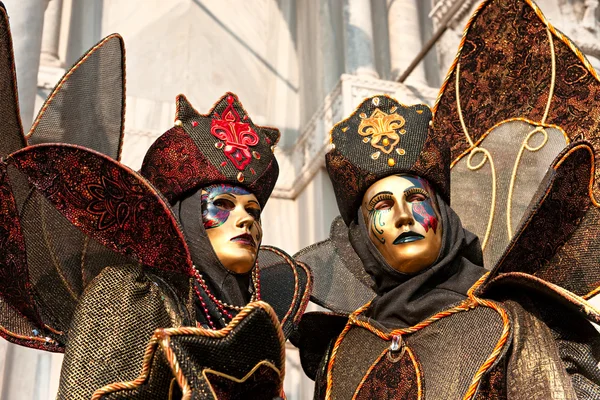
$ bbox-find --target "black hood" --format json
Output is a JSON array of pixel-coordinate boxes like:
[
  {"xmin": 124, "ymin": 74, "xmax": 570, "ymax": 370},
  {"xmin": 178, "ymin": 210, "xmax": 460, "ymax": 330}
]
[
  {"xmin": 349, "ymin": 195, "xmax": 485, "ymax": 328},
  {"xmin": 173, "ymin": 190, "xmax": 253, "ymax": 312}
]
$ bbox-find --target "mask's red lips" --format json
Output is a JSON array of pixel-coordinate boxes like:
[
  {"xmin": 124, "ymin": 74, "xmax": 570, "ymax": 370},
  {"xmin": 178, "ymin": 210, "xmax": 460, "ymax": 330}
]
[{"xmin": 231, "ymin": 233, "xmax": 256, "ymax": 248}]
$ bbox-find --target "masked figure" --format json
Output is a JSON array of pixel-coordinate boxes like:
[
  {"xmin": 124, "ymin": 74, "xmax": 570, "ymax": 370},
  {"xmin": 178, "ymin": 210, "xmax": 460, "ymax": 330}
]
[
  {"xmin": 293, "ymin": 1, "xmax": 600, "ymax": 397},
  {"xmin": 0, "ymin": 5, "xmax": 310, "ymax": 398}
]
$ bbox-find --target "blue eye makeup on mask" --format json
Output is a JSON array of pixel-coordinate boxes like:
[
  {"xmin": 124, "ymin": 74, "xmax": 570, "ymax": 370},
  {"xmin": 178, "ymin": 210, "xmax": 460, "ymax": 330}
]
[{"xmin": 201, "ymin": 184, "xmax": 256, "ymax": 229}]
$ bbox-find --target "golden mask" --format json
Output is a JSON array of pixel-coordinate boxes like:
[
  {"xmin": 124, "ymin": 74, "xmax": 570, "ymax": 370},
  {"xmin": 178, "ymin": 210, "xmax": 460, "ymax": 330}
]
[
  {"xmin": 202, "ymin": 184, "xmax": 262, "ymax": 274},
  {"xmin": 361, "ymin": 174, "xmax": 442, "ymax": 274}
]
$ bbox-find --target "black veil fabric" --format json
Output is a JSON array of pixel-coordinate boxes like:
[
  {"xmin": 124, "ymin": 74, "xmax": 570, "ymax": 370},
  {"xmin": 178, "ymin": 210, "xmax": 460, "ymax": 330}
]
[
  {"xmin": 353, "ymin": 194, "xmax": 486, "ymax": 328},
  {"xmin": 174, "ymin": 190, "xmax": 253, "ymax": 315}
]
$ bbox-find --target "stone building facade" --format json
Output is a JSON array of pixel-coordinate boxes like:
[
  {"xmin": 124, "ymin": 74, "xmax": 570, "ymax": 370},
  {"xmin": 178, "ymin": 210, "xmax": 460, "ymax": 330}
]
[{"xmin": 0, "ymin": 0, "xmax": 598, "ymax": 399}]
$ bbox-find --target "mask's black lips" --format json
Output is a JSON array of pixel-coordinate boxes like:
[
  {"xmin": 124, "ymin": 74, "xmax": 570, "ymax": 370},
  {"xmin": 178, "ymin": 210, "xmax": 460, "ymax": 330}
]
[{"xmin": 393, "ymin": 231, "xmax": 425, "ymax": 245}]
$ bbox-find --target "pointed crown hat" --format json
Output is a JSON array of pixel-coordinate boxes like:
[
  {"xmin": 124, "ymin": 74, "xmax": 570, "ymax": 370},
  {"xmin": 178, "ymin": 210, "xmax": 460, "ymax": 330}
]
[
  {"xmin": 141, "ymin": 92, "xmax": 280, "ymax": 207},
  {"xmin": 326, "ymin": 95, "xmax": 450, "ymax": 225}
]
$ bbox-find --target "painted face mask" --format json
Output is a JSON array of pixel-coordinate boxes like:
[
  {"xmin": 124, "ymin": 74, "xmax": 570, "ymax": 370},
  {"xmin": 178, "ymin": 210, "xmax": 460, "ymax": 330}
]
[
  {"xmin": 361, "ymin": 174, "xmax": 442, "ymax": 274},
  {"xmin": 202, "ymin": 184, "xmax": 262, "ymax": 274}
]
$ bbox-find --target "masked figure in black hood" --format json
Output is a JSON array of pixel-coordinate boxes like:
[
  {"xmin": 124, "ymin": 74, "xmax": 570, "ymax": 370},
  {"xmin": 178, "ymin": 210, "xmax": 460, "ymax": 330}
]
[
  {"xmin": 351, "ymin": 174, "xmax": 485, "ymax": 329},
  {"xmin": 293, "ymin": 92, "xmax": 600, "ymax": 399},
  {"xmin": 48, "ymin": 93, "xmax": 311, "ymax": 398},
  {"xmin": 0, "ymin": 50, "xmax": 310, "ymax": 397}
]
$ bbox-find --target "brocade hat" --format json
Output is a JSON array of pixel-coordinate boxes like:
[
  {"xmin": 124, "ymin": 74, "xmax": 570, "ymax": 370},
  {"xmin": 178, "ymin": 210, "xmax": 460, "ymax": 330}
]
[
  {"xmin": 326, "ymin": 95, "xmax": 450, "ymax": 225},
  {"xmin": 141, "ymin": 93, "xmax": 280, "ymax": 207}
]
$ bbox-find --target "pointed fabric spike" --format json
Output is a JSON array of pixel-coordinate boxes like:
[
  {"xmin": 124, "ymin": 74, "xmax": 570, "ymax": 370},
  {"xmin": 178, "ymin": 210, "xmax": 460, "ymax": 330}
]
[
  {"xmin": 28, "ymin": 34, "xmax": 126, "ymax": 161},
  {"xmin": 0, "ymin": 4, "xmax": 26, "ymax": 158},
  {"xmin": 432, "ymin": 0, "xmax": 600, "ymax": 196}
]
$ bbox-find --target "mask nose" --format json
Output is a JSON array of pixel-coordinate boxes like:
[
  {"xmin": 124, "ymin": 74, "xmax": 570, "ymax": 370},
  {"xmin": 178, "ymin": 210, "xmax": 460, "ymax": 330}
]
[{"xmin": 395, "ymin": 201, "xmax": 414, "ymax": 229}]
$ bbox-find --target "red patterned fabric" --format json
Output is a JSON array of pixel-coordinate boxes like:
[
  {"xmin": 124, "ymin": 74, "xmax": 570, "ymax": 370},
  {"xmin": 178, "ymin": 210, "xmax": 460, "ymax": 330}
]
[
  {"xmin": 140, "ymin": 126, "xmax": 226, "ymax": 204},
  {"xmin": 354, "ymin": 349, "xmax": 421, "ymax": 400},
  {"xmin": 8, "ymin": 144, "xmax": 194, "ymax": 276}
]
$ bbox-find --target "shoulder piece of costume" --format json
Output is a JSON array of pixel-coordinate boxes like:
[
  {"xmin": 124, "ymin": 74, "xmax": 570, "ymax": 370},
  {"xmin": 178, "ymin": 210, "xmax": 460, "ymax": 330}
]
[
  {"xmin": 0, "ymin": 143, "xmax": 193, "ymax": 352},
  {"xmin": 90, "ymin": 301, "xmax": 286, "ymax": 399},
  {"xmin": 0, "ymin": 8, "xmax": 127, "ymax": 352},
  {"xmin": 140, "ymin": 93, "xmax": 280, "ymax": 208},
  {"xmin": 432, "ymin": 0, "xmax": 600, "ymax": 307},
  {"xmin": 294, "ymin": 216, "xmax": 375, "ymax": 315},
  {"xmin": 290, "ymin": 311, "xmax": 349, "ymax": 381},
  {"xmin": 258, "ymin": 246, "xmax": 313, "ymax": 338},
  {"xmin": 326, "ymin": 95, "xmax": 449, "ymax": 225}
]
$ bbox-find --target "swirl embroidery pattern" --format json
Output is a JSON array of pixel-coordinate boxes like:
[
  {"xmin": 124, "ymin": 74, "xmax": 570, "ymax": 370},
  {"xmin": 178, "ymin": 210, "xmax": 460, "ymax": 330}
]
[{"xmin": 87, "ymin": 175, "xmax": 131, "ymax": 231}]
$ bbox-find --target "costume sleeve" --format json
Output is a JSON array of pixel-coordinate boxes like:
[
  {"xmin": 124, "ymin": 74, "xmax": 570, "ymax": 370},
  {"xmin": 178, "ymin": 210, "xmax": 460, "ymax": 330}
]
[
  {"xmin": 56, "ymin": 264, "xmax": 182, "ymax": 400},
  {"xmin": 503, "ymin": 300, "xmax": 578, "ymax": 400}
]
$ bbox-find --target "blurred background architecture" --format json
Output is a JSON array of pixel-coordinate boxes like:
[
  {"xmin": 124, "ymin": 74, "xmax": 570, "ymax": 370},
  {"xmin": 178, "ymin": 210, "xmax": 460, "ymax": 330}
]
[{"xmin": 0, "ymin": 0, "xmax": 599, "ymax": 398}]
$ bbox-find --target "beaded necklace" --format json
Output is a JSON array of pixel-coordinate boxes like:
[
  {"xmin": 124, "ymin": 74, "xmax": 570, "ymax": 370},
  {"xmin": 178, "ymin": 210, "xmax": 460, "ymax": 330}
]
[{"xmin": 192, "ymin": 261, "xmax": 261, "ymax": 329}]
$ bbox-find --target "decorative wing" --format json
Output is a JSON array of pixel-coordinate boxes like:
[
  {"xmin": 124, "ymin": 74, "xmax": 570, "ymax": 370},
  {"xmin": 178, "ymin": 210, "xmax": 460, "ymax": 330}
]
[
  {"xmin": 483, "ymin": 142, "xmax": 600, "ymax": 299},
  {"xmin": 7, "ymin": 144, "xmax": 193, "ymax": 274},
  {"xmin": 0, "ymin": 144, "xmax": 194, "ymax": 351},
  {"xmin": 27, "ymin": 34, "xmax": 126, "ymax": 160},
  {"xmin": 0, "ymin": 3, "xmax": 25, "ymax": 158},
  {"xmin": 433, "ymin": 0, "xmax": 600, "ymax": 296}
]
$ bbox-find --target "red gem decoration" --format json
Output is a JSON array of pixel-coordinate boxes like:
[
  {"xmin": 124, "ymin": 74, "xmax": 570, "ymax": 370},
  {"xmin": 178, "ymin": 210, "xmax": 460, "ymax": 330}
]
[
  {"xmin": 210, "ymin": 96, "xmax": 259, "ymax": 171},
  {"xmin": 265, "ymin": 137, "xmax": 271, "ymax": 145},
  {"xmin": 192, "ymin": 121, "xmax": 199, "ymax": 127},
  {"xmin": 221, "ymin": 161, "xmax": 227, "ymax": 167},
  {"xmin": 250, "ymin": 168, "xmax": 256, "ymax": 175},
  {"xmin": 252, "ymin": 151, "xmax": 261, "ymax": 160}
]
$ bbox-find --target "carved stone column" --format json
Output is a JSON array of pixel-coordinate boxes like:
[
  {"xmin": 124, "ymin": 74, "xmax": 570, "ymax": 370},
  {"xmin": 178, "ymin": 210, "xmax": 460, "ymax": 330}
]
[
  {"xmin": 2, "ymin": 0, "xmax": 50, "ymax": 127},
  {"xmin": 41, "ymin": 0, "xmax": 64, "ymax": 67},
  {"xmin": 343, "ymin": 0, "xmax": 379, "ymax": 78},
  {"xmin": 388, "ymin": 0, "xmax": 426, "ymax": 83}
]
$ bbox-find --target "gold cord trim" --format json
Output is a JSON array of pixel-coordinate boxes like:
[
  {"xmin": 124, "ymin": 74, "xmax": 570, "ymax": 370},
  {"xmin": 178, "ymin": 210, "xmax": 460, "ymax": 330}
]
[
  {"xmin": 160, "ymin": 335, "xmax": 192, "ymax": 399},
  {"xmin": 506, "ymin": 126, "xmax": 548, "ymax": 238},
  {"xmin": 456, "ymin": 62, "xmax": 496, "ymax": 251},
  {"xmin": 27, "ymin": 34, "xmax": 122, "ymax": 138},
  {"xmin": 505, "ymin": 28, "xmax": 556, "ymax": 238},
  {"xmin": 451, "ymin": 118, "xmax": 569, "ymax": 168},
  {"xmin": 293, "ymin": 261, "xmax": 314, "ymax": 325},
  {"xmin": 0, "ymin": 324, "xmax": 58, "ymax": 345},
  {"xmin": 203, "ymin": 360, "xmax": 282, "ymax": 399}
]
